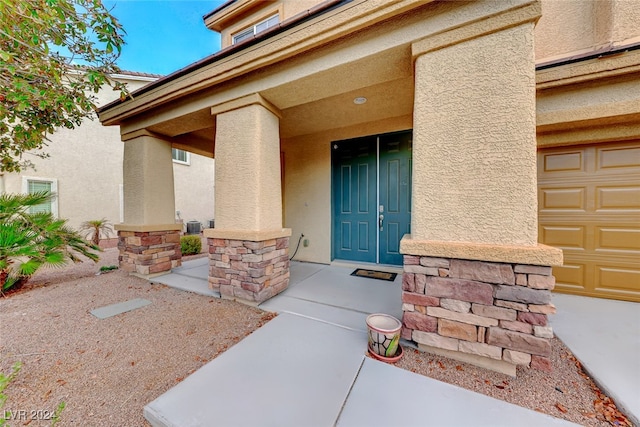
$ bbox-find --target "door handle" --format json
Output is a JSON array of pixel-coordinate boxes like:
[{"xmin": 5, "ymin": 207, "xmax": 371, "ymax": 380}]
[{"xmin": 379, "ymin": 214, "xmax": 384, "ymax": 230}]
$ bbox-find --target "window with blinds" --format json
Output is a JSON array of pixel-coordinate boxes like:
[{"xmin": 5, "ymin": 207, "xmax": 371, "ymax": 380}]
[
  {"xmin": 232, "ymin": 14, "xmax": 279, "ymax": 45},
  {"xmin": 27, "ymin": 180, "xmax": 53, "ymax": 214},
  {"xmin": 172, "ymin": 148, "xmax": 190, "ymax": 164}
]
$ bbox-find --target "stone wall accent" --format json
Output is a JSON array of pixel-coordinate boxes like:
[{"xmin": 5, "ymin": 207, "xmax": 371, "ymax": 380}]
[
  {"xmin": 208, "ymin": 237, "xmax": 290, "ymax": 304},
  {"xmin": 402, "ymin": 255, "xmax": 555, "ymax": 376},
  {"xmin": 118, "ymin": 230, "xmax": 181, "ymax": 276}
]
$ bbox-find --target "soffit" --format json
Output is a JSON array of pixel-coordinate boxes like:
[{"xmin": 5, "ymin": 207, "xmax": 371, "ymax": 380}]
[
  {"xmin": 125, "ymin": 41, "xmax": 412, "ymax": 144},
  {"xmin": 280, "ymin": 76, "xmax": 414, "ymax": 139},
  {"xmin": 172, "ymin": 128, "xmax": 216, "ymax": 158},
  {"xmin": 99, "ymin": 0, "xmax": 436, "ymax": 125},
  {"xmin": 260, "ymin": 44, "xmax": 411, "ymax": 110},
  {"xmin": 147, "ymin": 108, "xmax": 215, "ymax": 137}
]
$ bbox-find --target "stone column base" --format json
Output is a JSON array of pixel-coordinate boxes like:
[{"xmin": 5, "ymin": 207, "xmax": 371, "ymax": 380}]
[
  {"xmin": 401, "ymin": 255, "xmax": 557, "ymax": 377},
  {"xmin": 117, "ymin": 230, "xmax": 182, "ymax": 277},
  {"xmin": 208, "ymin": 237, "xmax": 290, "ymax": 305}
]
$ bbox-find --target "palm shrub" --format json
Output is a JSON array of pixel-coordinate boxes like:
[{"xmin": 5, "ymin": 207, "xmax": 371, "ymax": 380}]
[
  {"xmin": 80, "ymin": 218, "xmax": 113, "ymax": 245},
  {"xmin": 0, "ymin": 192, "xmax": 100, "ymax": 292}
]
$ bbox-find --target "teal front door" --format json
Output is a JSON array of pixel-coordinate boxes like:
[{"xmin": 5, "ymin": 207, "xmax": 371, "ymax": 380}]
[{"xmin": 332, "ymin": 130, "xmax": 412, "ymax": 265}]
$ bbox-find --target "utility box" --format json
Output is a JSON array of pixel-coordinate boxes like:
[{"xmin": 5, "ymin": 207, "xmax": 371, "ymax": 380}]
[
  {"xmin": 207, "ymin": 219, "xmax": 215, "ymax": 229},
  {"xmin": 186, "ymin": 221, "xmax": 201, "ymax": 235}
]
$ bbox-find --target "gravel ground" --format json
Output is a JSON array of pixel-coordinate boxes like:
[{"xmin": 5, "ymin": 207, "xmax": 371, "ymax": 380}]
[
  {"xmin": 0, "ymin": 249, "xmax": 272, "ymax": 426},
  {"xmin": 0, "ymin": 249, "xmax": 632, "ymax": 426}
]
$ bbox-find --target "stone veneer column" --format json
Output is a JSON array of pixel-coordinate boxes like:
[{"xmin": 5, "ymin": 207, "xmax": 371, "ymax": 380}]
[
  {"xmin": 207, "ymin": 94, "xmax": 291, "ymax": 305},
  {"xmin": 118, "ymin": 230, "xmax": 181, "ymax": 276},
  {"xmin": 115, "ymin": 131, "xmax": 182, "ymax": 277},
  {"xmin": 400, "ymin": 253, "xmax": 560, "ymax": 376},
  {"xmin": 208, "ymin": 233, "xmax": 290, "ymax": 305},
  {"xmin": 403, "ymin": 2, "xmax": 563, "ymax": 376}
]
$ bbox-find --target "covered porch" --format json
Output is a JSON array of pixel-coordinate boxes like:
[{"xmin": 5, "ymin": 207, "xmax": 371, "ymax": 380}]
[{"xmin": 99, "ymin": 0, "xmax": 562, "ymax": 374}]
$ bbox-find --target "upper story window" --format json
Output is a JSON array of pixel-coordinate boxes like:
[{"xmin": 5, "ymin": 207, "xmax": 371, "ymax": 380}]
[
  {"xmin": 172, "ymin": 148, "xmax": 190, "ymax": 165},
  {"xmin": 232, "ymin": 14, "xmax": 279, "ymax": 45}
]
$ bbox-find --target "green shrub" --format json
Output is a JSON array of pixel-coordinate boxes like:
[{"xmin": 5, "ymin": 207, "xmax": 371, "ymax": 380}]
[
  {"xmin": 0, "ymin": 192, "xmax": 100, "ymax": 292},
  {"xmin": 99, "ymin": 265, "xmax": 118, "ymax": 272},
  {"xmin": 80, "ymin": 218, "xmax": 113, "ymax": 245},
  {"xmin": 180, "ymin": 235, "xmax": 201, "ymax": 256}
]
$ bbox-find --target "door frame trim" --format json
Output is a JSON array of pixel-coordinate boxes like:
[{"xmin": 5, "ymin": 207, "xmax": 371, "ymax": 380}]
[
  {"xmin": 376, "ymin": 135, "xmax": 380, "ymax": 264},
  {"xmin": 331, "ymin": 129, "xmax": 412, "ymax": 265}
]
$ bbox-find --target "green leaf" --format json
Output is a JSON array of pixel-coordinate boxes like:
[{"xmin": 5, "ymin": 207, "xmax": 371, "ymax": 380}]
[
  {"xmin": 0, "ymin": 192, "xmax": 101, "ymax": 290},
  {"xmin": 0, "ymin": 0, "xmax": 128, "ymax": 173},
  {"xmin": 386, "ymin": 335, "xmax": 400, "ymax": 357}
]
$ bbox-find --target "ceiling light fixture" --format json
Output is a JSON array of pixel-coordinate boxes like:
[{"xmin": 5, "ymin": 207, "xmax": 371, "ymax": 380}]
[{"xmin": 353, "ymin": 97, "xmax": 367, "ymax": 105}]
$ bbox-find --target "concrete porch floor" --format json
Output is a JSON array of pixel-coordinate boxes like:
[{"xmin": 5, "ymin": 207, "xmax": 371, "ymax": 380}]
[{"xmin": 148, "ymin": 259, "xmax": 638, "ymax": 426}]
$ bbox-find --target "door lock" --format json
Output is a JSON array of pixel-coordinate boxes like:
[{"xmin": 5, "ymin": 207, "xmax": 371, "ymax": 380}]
[{"xmin": 379, "ymin": 214, "xmax": 384, "ymax": 230}]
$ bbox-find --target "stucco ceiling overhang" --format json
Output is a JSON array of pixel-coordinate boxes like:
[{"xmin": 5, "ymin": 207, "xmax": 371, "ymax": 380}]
[
  {"xmin": 109, "ymin": 0, "xmax": 441, "ymax": 155},
  {"xmin": 98, "ymin": 0, "xmax": 428, "ymax": 123},
  {"xmin": 105, "ymin": 0, "xmax": 539, "ymax": 156}
]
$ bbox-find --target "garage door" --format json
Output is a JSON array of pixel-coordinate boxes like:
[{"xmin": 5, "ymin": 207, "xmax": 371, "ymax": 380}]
[{"xmin": 538, "ymin": 141, "xmax": 640, "ymax": 302}]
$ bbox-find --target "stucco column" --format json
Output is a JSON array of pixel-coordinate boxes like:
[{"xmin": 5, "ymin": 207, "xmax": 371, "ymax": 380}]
[
  {"xmin": 212, "ymin": 94, "xmax": 283, "ymax": 231},
  {"xmin": 115, "ymin": 131, "xmax": 182, "ymax": 277},
  {"xmin": 205, "ymin": 94, "xmax": 291, "ymax": 305},
  {"xmin": 400, "ymin": 2, "xmax": 563, "ymax": 376}
]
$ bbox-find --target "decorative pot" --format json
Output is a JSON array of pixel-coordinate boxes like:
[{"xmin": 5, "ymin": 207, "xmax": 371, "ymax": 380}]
[
  {"xmin": 368, "ymin": 343, "xmax": 404, "ymax": 363},
  {"xmin": 366, "ymin": 313, "xmax": 402, "ymax": 358}
]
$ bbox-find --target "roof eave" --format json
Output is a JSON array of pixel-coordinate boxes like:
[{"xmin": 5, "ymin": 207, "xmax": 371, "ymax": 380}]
[{"xmin": 98, "ymin": 0, "xmax": 347, "ymax": 121}]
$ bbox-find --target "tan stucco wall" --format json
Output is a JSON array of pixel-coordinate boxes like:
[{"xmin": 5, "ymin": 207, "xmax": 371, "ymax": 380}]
[
  {"xmin": 412, "ymin": 22, "xmax": 538, "ymax": 246},
  {"xmin": 214, "ymin": 103, "xmax": 283, "ymax": 231},
  {"xmin": 173, "ymin": 156, "xmax": 216, "ymax": 228},
  {"xmin": 282, "ymin": 115, "xmax": 412, "ymax": 264},
  {"xmin": 610, "ymin": 0, "xmax": 640, "ymax": 44},
  {"xmin": 535, "ymin": 0, "xmax": 599, "ymax": 61},
  {"xmin": 123, "ymin": 135, "xmax": 176, "ymax": 225},
  {"xmin": 535, "ymin": 0, "xmax": 640, "ymax": 63},
  {"xmin": 104, "ymin": 0, "xmax": 547, "ymax": 260}
]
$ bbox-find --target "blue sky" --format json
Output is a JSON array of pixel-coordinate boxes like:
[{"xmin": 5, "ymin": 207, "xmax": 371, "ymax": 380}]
[{"xmin": 104, "ymin": 1, "xmax": 228, "ymax": 75}]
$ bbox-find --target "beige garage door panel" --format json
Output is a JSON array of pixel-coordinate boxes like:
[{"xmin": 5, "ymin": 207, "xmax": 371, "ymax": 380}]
[
  {"xmin": 551, "ymin": 262, "xmax": 587, "ymax": 291},
  {"xmin": 597, "ymin": 226, "xmax": 640, "ymax": 251},
  {"xmin": 595, "ymin": 263, "xmax": 640, "ymax": 294},
  {"xmin": 538, "ymin": 141, "xmax": 640, "ymax": 302}
]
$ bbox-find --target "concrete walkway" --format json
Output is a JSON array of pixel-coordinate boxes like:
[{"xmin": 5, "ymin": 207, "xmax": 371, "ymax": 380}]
[
  {"xmin": 152, "ymin": 257, "xmax": 217, "ymax": 297},
  {"xmin": 145, "ymin": 312, "xmax": 575, "ymax": 427},
  {"xmin": 550, "ymin": 293, "xmax": 640, "ymax": 425},
  {"xmin": 147, "ymin": 259, "xmax": 638, "ymax": 426}
]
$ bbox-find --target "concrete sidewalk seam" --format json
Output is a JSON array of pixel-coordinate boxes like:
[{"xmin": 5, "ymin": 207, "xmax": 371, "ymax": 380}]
[
  {"xmin": 334, "ymin": 358, "xmax": 366, "ymax": 427},
  {"xmin": 267, "ymin": 309, "xmax": 368, "ymax": 334}
]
